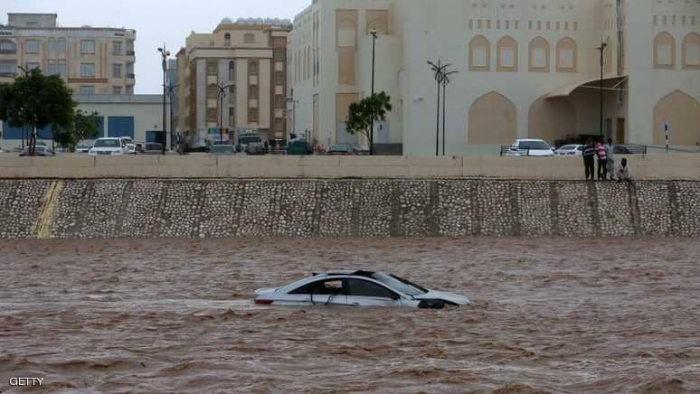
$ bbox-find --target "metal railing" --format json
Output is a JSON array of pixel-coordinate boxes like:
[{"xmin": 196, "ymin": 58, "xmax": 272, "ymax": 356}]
[{"xmin": 500, "ymin": 146, "xmax": 530, "ymax": 157}]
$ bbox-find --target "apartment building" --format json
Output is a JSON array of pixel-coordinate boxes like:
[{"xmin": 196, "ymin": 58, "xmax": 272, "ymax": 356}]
[
  {"xmin": 0, "ymin": 13, "xmax": 136, "ymax": 95},
  {"xmin": 177, "ymin": 18, "xmax": 291, "ymax": 146},
  {"xmin": 288, "ymin": 0, "xmax": 700, "ymax": 155}
]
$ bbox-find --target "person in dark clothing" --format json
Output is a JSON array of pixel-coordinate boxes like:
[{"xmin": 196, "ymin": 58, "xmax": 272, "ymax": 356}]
[{"xmin": 582, "ymin": 139, "xmax": 596, "ymax": 181}]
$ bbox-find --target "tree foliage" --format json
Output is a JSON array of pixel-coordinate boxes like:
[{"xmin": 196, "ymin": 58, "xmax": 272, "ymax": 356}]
[
  {"xmin": 54, "ymin": 110, "xmax": 101, "ymax": 151},
  {"xmin": 0, "ymin": 69, "xmax": 76, "ymax": 155},
  {"xmin": 345, "ymin": 92, "xmax": 392, "ymax": 155}
]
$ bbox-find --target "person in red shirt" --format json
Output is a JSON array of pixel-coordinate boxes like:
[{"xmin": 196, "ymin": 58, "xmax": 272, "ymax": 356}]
[{"xmin": 595, "ymin": 139, "xmax": 608, "ymax": 180}]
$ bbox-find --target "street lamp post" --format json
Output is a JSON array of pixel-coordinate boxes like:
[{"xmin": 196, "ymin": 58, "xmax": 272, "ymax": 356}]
[
  {"xmin": 164, "ymin": 83, "xmax": 180, "ymax": 151},
  {"xmin": 598, "ymin": 40, "xmax": 608, "ymax": 140},
  {"xmin": 441, "ymin": 69, "xmax": 457, "ymax": 156},
  {"xmin": 158, "ymin": 45, "xmax": 170, "ymax": 155},
  {"xmin": 428, "ymin": 60, "xmax": 448, "ymax": 157},
  {"xmin": 210, "ymin": 82, "xmax": 234, "ymax": 145},
  {"xmin": 370, "ymin": 30, "xmax": 378, "ymax": 156}
]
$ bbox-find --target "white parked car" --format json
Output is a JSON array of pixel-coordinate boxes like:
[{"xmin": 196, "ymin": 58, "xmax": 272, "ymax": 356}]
[
  {"xmin": 554, "ymin": 144, "xmax": 584, "ymax": 157},
  {"xmin": 254, "ymin": 270, "xmax": 471, "ymax": 309},
  {"xmin": 88, "ymin": 138, "xmax": 127, "ymax": 156},
  {"xmin": 119, "ymin": 137, "xmax": 137, "ymax": 154},
  {"xmin": 506, "ymin": 139, "xmax": 555, "ymax": 157}
]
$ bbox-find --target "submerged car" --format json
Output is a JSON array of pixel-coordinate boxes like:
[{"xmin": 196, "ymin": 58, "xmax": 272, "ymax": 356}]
[{"xmin": 254, "ymin": 270, "xmax": 470, "ymax": 309}]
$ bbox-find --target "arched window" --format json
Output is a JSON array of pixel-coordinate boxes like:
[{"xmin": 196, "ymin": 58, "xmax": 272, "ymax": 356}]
[
  {"xmin": 528, "ymin": 37, "xmax": 550, "ymax": 72},
  {"xmin": 224, "ymin": 33, "xmax": 231, "ymax": 47},
  {"xmin": 469, "ymin": 35, "xmax": 490, "ymax": 71},
  {"xmin": 497, "ymin": 36, "xmax": 518, "ymax": 72},
  {"xmin": 228, "ymin": 60, "xmax": 235, "ymax": 80},
  {"xmin": 682, "ymin": 32, "xmax": 700, "ymax": 69},
  {"xmin": 248, "ymin": 60, "xmax": 258, "ymax": 75},
  {"xmin": 0, "ymin": 39, "xmax": 17, "ymax": 54},
  {"xmin": 654, "ymin": 32, "xmax": 675, "ymax": 69},
  {"xmin": 556, "ymin": 37, "xmax": 577, "ymax": 73}
]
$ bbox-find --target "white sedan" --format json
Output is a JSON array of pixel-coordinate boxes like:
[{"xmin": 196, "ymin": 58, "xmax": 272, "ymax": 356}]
[
  {"xmin": 254, "ymin": 270, "xmax": 470, "ymax": 309},
  {"xmin": 554, "ymin": 144, "xmax": 584, "ymax": 157}
]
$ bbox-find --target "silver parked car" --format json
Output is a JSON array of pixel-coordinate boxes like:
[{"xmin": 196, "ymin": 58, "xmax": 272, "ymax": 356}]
[{"xmin": 253, "ymin": 270, "xmax": 470, "ymax": 309}]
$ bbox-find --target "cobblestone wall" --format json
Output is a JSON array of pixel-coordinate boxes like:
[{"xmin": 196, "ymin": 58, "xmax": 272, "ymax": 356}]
[{"xmin": 0, "ymin": 180, "xmax": 697, "ymax": 239}]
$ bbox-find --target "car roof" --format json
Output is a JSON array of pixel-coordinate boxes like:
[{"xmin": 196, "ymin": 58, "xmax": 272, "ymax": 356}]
[
  {"xmin": 313, "ymin": 270, "xmax": 376, "ymax": 277},
  {"xmin": 516, "ymin": 139, "xmax": 547, "ymax": 142}
]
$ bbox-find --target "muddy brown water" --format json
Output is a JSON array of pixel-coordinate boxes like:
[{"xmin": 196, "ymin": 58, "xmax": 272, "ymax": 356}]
[{"xmin": 0, "ymin": 238, "xmax": 699, "ymax": 394}]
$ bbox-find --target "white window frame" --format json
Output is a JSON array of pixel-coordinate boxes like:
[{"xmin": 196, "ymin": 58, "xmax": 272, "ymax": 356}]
[
  {"xmin": 112, "ymin": 63, "xmax": 122, "ymax": 79},
  {"xmin": 473, "ymin": 47, "xmax": 487, "ymax": 67},
  {"xmin": 80, "ymin": 63, "xmax": 96, "ymax": 78},
  {"xmin": 500, "ymin": 47, "xmax": 515, "ymax": 68},
  {"xmin": 79, "ymin": 86, "xmax": 95, "ymax": 95},
  {"xmin": 81, "ymin": 40, "xmax": 95, "ymax": 54},
  {"xmin": 685, "ymin": 43, "xmax": 700, "ymax": 66},
  {"xmin": 559, "ymin": 49, "xmax": 574, "ymax": 69},
  {"xmin": 532, "ymin": 47, "xmax": 547, "ymax": 68},
  {"xmin": 25, "ymin": 40, "xmax": 40, "ymax": 54}
]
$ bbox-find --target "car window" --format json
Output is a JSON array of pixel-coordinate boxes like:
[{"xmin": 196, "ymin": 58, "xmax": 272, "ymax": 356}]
[
  {"xmin": 521, "ymin": 141, "xmax": 550, "ymax": 150},
  {"xmin": 94, "ymin": 139, "xmax": 120, "ymax": 148},
  {"xmin": 559, "ymin": 145, "xmax": 575, "ymax": 150},
  {"xmin": 346, "ymin": 279, "xmax": 397, "ymax": 299},
  {"xmin": 289, "ymin": 279, "xmax": 344, "ymax": 295}
]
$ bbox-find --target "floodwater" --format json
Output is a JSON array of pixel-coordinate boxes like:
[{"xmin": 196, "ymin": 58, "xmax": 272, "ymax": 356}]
[{"xmin": 1, "ymin": 238, "xmax": 699, "ymax": 394}]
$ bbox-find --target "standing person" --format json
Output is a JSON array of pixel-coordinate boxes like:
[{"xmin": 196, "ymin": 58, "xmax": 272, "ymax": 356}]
[
  {"xmin": 596, "ymin": 139, "xmax": 608, "ymax": 180},
  {"xmin": 582, "ymin": 139, "xmax": 596, "ymax": 181},
  {"xmin": 605, "ymin": 138, "xmax": 615, "ymax": 180}
]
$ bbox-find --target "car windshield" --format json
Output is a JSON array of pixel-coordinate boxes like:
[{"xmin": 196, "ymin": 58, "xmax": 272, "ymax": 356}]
[
  {"xmin": 239, "ymin": 137, "xmax": 261, "ymax": 144},
  {"xmin": 520, "ymin": 141, "xmax": 551, "ymax": 150},
  {"xmin": 371, "ymin": 272, "xmax": 428, "ymax": 296},
  {"xmin": 94, "ymin": 139, "xmax": 120, "ymax": 148},
  {"xmin": 210, "ymin": 145, "xmax": 234, "ymax": 153},
  {"xmin": 559, "ymin": 145, "xmax": 577, "ymax": 150}
]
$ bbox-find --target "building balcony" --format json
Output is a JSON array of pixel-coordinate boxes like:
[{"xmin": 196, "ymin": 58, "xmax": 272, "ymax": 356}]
[
  {"xmin": 126, "ymin": 73, "xmax": 135, "ymax": 80},
  {"xmin": 126, "ymin": 50, "xmax": 135, "ymax": 57}
]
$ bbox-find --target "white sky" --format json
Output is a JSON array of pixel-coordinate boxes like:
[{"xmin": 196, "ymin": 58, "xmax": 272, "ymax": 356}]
[{"xmin": 2, "ymin": 0, "xmax": 309, "ymax": 94}]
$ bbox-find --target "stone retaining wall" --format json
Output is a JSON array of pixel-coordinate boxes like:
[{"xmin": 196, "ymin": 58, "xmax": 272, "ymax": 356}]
[{"xmin": 0, "ymin": 179, "xmax": 698, "ymax": 239}]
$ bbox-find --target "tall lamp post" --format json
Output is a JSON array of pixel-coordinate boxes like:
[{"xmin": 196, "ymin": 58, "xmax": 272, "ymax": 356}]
[
  {"xmin": 441, "ymin": 69, "xmax": 458, "ymax": 156},
  {"xmin": 210, "ymin": 82, "xmax": 234, "ymax": 145},
  {"xmin": 597, "ymin": 39, "xmax": 608, "ymax": 139},
  {"xmin": 428, "ymin": 60, "xmax": 448, "ymax": 157},
  {"xmin": 157, "ymin": 45, "xmax": 171, "ymax": 155},
  {"xmin": 164, "ymin": 83, "xmax": 180, "ymax": 151},
  {"xmin": 370, "ymin": 30, "xmax": 378, "ymax": 155}
]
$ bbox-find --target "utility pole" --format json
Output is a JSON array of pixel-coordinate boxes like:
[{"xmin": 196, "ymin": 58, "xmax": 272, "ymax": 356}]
[
  {"xmin": 158, "ymin": 45, "xmax": 171, "ymax": 155},
  {"xmin": 210, "ymin": 82, "xmax": 233, "ymax": 145},
  {"xmin": 164, "ymin": 83, "xmax": 180, "ymax": 151},
  {"xmin": 370, "ymin": 30, "xmax": 378, "ymax": 156},
  {"xmin": 598, "ymin": 39, "xmax": 608, "ymax": 140}
]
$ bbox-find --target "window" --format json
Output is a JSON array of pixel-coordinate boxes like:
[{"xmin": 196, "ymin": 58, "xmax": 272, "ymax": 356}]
[
  {"xmin": 207, "ymin": 61, "xmax": 218, "ymax": 76},
  {"xmin": 228, "ymin": 61, "xmax": 235, "ymax": 80},
  {"xmin": 80, "ymin": 63, "xmax": 95, "ymax": 78},
  {"xmin": 207, "ymin": 85, "xmax": 218, "ymax": 99},
  {"xmin": 275, "ymin": 71, "xmax": 284, "ymax": 85},
  {"xmin": 81, "ymin": 40, "xmax": 95, "ymax": 54},
  {"xmin": 248, "ymin": 107, "xmax": 259, "ymax": 123},
  {"xmin": 682, "ymin": 33, "xmax": 700, "ymax": 68},
  {"xmin": 473, "ymin": 48, "xmax": 487, "ymax": 66},
  {"xmin": 274, "ymin": 118, "xmax": 284, "ymax": 132},
  {"xmin": 556, "ymin": 37, "xmax": 577, "ymax": 72},
  {"xmin": 26, "ymin": 40, "xmax": 40, "ymax": 54},
  {"xmin": 347, "ymin": 279, "xmax": 397, "ymax": 299},
  {"xmin": 224, "ymin": 33, "xmax": 231, "ymax": 47},
  {"xmin": 275, "ymin": 94, "xmax": 284, "ymax": 109},
  {"xmin": 48, "ymin": 39, "xmax": 66, "ymax": 53},
  {"xmin": 207, "ymin": 108, "xmax": 217, "ymax": 122},
  {"xmin": 113, "ymin": 41, "xmax": 123, "ymax": 55},
  {"xmin": 497, "ymin": 36, "xmax": 518, "ymax": 71},
  {"xmin": 654, "ymin": 32, "xmax": 675, "ymax": 68},
  {"xmin": 290, "ymin": 280, "xmax": 343, "ymax": 295},
  {"xmin": 249, "ymin": 61, "xmax": 259, "ymax": 75},
  {"xmin": 0, "ymin": 61, "xmax": 17, "ymax": 76},
  {"xmin": 529, "ymin": 37, "xmax": 550, "ymax": 72},
  {"xmin": 126, "ymin": 62, "xmax": 134, "ymax": 74},
  {"xmin": 244, "ymin": 33, "xmax": 255, "ymax": 44},
  {"xmin": 248, "ymin": 85, "xmax": 259, "ymax": 99},
  {"xmin": 112, "ymin": 64, "xmax": 122, "ymax": 78},
  {"xmin": 48, "ymin": 60, "xmax": 67, "ymax": 77},
  {"xmin": 126, "ymin": 85, "xmax": 134, "ymax": 95},
  {"xmin": 0, "ymin": 40, "xmax": 17, "ymax": 54},
  {"xmin": 113, "ymin": 86, "xmax": 122, "ymax": 94},
  {"xmin": 469, "ymin": 35, "xmax": 490, "ymax": 70},
  {"xmin": 79, "ymin": 86, "xmax": 95, "ymax": 95},
  {"xmin": 559, "ymin": 49, "xmax": 574, "ymax": 68},
  {"xmin": 229, "ymin": 85, "xmax": 236, "ymax": 103},
  {"xmin": 25, "ymin": 63, "xmax": 40, "ymax": 71},
  {"xmin": 274, "ymin": 49, "xmax": 285, "ymax": 61}
]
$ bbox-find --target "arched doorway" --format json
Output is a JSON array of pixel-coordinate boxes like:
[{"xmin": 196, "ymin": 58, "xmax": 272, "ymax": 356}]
[
  {"xmin": 653, "ymin": 90, "xmax": 700, "ymax": 146},
  {"xmin": 528, "ymin": 95, "xmax": 577, "ymax": 145},
  {"xmin": 468, "ymin": 92, "xmax": 517, "ymax": 144}
]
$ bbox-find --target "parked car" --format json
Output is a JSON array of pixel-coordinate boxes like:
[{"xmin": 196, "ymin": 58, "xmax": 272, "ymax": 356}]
[
  {"xmin": 19, "ymin": 146, "xmax": 54, "ymax": 157},
  {"xmin": 208, "ymin": 145, "xmax": 236, "ymax": 156},
  {"xmin": 506, "ymin": 139, "xmax": 555, "ymax": 157},
  {"xmin": 88, "ymin": 138, "xmax": 127, "ymax": 156},
  {"xmin": 75, "ymin": 143, "xmax": 91, "ymax": 153},
  {"xmin": 327, "ymin": 145, "xmax": 353, "ymax": 155},
  {"xmin": 140, "ymin": 143, "xmax": 164, "ymax": 155},
  {"xmin": 120, "ymin": 137, "xmax": 137, "ymax": 154},
  {"xmin": 554, "ymin": 144, "xmax": 584, "ymax": 157},
  {"xmin": 254, "ymin": 270, "xmax": 470, "ymax": 309},
  {"xmin": 246, "ymin": 141, "xmax": 268, "ymax": 155},
  {"xmin": 287, "ymin": 140, "xmax": 313, "ymax": 155}
]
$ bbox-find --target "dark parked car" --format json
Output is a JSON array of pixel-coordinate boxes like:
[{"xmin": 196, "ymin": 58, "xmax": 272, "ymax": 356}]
[
  {"xmin": 19, "ymin": 146, "xmax": 54, "ymax": 157},
  {"xmin": 139, "ymin": 143, "xmax": 164, "ymax": 154},
  {"xmin": 287, "ymin": 140, "xmax": 313, "ymax": 155},
  {"xmin": 326, "ymin": 145, "xmax": 353, "ymax": 155}
]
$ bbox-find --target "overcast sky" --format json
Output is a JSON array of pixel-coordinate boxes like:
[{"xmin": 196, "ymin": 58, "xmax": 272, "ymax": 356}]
[{"xmin": 3, "ymin": 0, "xmax": 309, "ymax": 94}]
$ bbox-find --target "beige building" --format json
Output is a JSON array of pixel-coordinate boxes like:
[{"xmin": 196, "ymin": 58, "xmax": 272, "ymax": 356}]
[
  {"xmin": 177, "ymin": 18, "xmax": 291, "ymax": 147},
  {"xmin": 288, "ymin": 0, "xmax": 700, "ymax": 155},
  {"xmin": 0, "ymin": 13, "xmax": 136, "ymax": 95}
]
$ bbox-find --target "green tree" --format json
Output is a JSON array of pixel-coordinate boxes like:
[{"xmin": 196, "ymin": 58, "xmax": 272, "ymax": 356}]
[
  {"xmin": 0, "ymin": 69, "xmax": 75, "ymax": 155},
  {"xmin": 345, "ymin": 92, "xmax": 393, "ymax": 156},
  {"xmin": 54, "ymin": 110, "xmax": 101, "ymax": 151}
]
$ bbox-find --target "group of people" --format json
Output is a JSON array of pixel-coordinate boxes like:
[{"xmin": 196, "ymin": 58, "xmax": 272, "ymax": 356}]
[{"xmin": 582, "ymin": 138, "xmax": 631, "ymax": 182}]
